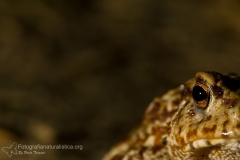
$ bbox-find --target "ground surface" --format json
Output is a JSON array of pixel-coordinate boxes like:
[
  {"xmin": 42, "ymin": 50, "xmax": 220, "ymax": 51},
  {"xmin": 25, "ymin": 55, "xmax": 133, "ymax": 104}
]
[{"xmin": 0, "ymin": 1, "xmax": 240, "ymax": 160}]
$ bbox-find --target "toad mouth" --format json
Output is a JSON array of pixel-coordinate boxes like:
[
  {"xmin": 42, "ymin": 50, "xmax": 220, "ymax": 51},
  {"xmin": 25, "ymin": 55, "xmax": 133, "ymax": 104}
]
[{"xmin": 182, "ymin": 138, "xmax": 240, "ymax": 151}]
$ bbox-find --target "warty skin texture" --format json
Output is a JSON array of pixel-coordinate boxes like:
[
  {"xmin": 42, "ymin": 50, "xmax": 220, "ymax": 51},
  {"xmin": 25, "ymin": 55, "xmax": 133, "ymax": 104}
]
[{"xmin": 104, "ymin": 72, "xmax": 240, "ymax": 160}]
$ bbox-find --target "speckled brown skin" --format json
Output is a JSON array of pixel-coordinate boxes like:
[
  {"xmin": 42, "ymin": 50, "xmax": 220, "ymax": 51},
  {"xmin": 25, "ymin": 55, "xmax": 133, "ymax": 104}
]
[{"xmin": 103, "ymin": 72, "xmax": 240, "ymax": 160}]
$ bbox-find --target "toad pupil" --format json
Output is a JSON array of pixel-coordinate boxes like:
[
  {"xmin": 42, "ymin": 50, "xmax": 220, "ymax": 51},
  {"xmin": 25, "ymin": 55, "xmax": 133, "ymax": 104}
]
[{"xmin": 192, "ymin": 86, "xmax": 208, "ymax": 101}]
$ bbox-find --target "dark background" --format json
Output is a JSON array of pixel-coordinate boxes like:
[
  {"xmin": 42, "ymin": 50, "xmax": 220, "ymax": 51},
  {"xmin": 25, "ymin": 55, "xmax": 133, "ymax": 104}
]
[{"xmin": 0, "ymin": 1, "xmax": 240, "ymax": 160}]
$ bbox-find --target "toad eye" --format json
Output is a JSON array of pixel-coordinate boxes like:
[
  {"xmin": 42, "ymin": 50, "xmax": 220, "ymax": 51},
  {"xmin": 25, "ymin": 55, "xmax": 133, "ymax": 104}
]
[{"xmin": 192, "ymin": 83, "xmax": 210, "ymax": 108}]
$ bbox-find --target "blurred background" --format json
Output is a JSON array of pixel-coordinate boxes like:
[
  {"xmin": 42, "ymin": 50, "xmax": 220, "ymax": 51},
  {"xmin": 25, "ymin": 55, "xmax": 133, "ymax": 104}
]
[{"xmin": 0, "ymin": 0, "xmax": 240, "ymax": 160}]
